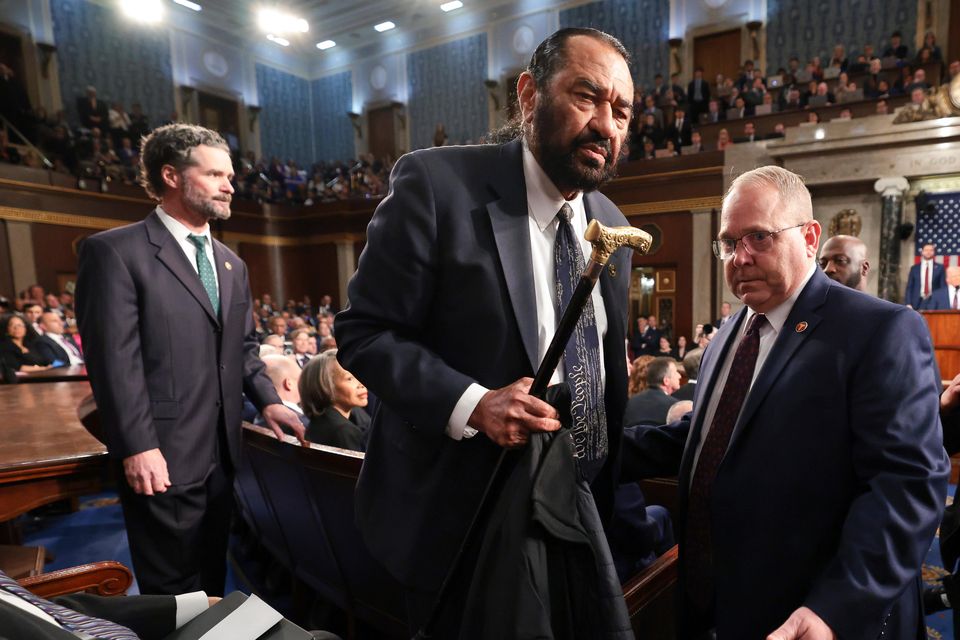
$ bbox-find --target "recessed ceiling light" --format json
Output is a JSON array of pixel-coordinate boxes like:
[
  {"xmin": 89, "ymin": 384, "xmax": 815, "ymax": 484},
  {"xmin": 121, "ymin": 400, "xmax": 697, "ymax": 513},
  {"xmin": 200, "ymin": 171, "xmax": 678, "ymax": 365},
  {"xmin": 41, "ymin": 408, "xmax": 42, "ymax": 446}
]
[
  {"xmin": 266, "ymin": 33, "xmax": 290, "ymax": 47},
  {"xmin": 259, "ymin": 8, "xmax": 308, "ymax": 34},
  {"xmin": 316, "ymin": 40, "xmax": 336, "ymax": 50},
  {"xmin": 440, "ymin": 1, "xmax": 463, "ymax": 11},
  {"xmin": 374, "ymin": 21, "xmax": 396, "ymax": 32},
  {"xmin": 121, "ymin": 0, "xmax": 164, "ymax": 23},
  {"xmin": 172, "ymin": 0, "xmax": 202, "ymax": 11}
]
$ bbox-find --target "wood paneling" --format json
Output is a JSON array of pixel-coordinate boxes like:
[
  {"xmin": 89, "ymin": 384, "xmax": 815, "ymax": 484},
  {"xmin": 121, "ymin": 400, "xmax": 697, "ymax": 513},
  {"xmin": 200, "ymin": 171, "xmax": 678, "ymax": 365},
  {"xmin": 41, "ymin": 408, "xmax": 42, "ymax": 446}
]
[
  {"xmin": 367, "ymin": 105, "xmax": 396, "ymax": 161},
  {"xmin": 694, "ymin": 29, "xmax": 741, "ymax": 87},
  {"xmin": 626, "ymin": 211, "xmax": 694, "ymax": 341},
  {"xmin": 0, "ymin": 221, "xmax": 14, "ymax": 298},
  {"xmin": 31, "ymin": 224, "xmax": 90, "ymax": 294},
  {"xmin": 238, "ymin": 241, "xmax": 340, "ymax": 308}
]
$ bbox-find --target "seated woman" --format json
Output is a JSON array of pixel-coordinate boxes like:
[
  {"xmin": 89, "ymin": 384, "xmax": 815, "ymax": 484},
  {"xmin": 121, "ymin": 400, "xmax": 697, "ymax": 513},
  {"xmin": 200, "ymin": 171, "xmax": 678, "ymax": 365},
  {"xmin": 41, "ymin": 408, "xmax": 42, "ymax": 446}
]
[
  {"xmin": 672, "ymin": 335, "xmax": 688, "ymax": 361},
  {"xmin": 0, "ymin": 314, "xmax": 51, "ymax": 373},
  {"xmin": 299, "ymin": 349, "xmax": 368, "ymax": 452}
]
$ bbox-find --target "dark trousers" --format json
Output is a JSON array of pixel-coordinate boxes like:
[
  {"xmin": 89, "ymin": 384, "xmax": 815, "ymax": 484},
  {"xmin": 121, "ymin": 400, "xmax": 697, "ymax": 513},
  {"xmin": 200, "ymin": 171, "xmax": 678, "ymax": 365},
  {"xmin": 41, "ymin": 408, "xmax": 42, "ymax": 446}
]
[{"xmin": 118, "ymin": 459, "xmax": 233, "ymax": 596}]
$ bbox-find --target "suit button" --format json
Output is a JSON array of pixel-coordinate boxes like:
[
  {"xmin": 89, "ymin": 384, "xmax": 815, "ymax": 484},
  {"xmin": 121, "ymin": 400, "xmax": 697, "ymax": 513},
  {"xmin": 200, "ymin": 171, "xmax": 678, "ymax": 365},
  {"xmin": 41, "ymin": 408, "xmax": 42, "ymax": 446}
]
[{"xmin": 220, "ymin": 364, "xmax": 226, "ymax": 371}]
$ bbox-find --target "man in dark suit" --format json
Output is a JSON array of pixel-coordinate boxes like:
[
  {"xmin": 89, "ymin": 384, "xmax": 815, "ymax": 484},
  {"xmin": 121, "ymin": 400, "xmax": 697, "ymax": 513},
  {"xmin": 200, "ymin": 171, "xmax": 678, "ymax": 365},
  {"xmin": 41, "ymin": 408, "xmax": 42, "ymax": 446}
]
[
  {"xmin": 905, "ymin": 243, "xmax": 946, "ymax": 308},
  {"xmin": 672, "ymin": 349, "xmax": 702, "ymax": 402},
  {"xmin": 622, "ymin": 165, "xmax": 948, "ymax": 639},
  {"xmin": 687, "ymin": 67, "xmax": 711, "ymax": 121},
  {"xmin": 336, "ymin": 27, "xmax": 635, "ymax": 636},
  {"xmin": 76, "ymin": 124, "xmax": 304, "ymax": 597},
  {"xmin": 623, "ymin": 356, "xmax": 680, "ymax": 426},
  {"xmin": 76, "ymin": 86, "xmax": 108, "ymax": 130},
  {"xmin": 34, "ymin": 312, "xmax": 83, "ymax": 365},
  {"xmin": 713, "ymin": 301, "xmax": 733, "ymax": 328},
  {"xmin": 667, "ymin": 107, "xmax": 693, "ymax": 148},
  {"xmin": 919, "ymin": 265, "xmax": 960, "ymax": 310}
]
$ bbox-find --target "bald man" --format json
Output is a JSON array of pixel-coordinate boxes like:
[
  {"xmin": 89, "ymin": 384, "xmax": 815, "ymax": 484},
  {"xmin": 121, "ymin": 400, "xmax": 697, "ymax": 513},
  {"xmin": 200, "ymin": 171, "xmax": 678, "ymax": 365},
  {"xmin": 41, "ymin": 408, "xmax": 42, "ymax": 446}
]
[
  {"xmin": 819, "ymin": 235, "xmax": 870, "ymax": 292},
  {"xmin": 258, "ymin": 354, "xmax": 309, "ymax": 430},
  {"xmin": 920, "ymin": 266, "xmax": 960, "ymax": 310}
]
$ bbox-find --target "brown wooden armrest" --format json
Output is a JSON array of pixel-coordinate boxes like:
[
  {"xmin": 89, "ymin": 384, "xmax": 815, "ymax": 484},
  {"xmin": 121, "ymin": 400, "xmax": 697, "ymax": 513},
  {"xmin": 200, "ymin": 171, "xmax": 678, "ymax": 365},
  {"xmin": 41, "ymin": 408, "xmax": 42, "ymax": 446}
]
[
  {"xmin": 622, "ymin": 544, "xmax": 679, "ymax": 614},
  {"xmin": 18, "ymin": 561, "xmax": 133, "ymax": 598}
]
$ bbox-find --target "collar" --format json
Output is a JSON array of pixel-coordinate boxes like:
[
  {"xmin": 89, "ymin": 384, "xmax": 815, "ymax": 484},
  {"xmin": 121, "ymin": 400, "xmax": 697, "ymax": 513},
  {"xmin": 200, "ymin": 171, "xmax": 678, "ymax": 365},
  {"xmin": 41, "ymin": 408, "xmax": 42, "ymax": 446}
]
[
  {"xmin": 282, "ymin": 399, "xmax": 304, "ymax": 415},
  {"xmin": 521, "ymin": 141, "xmax": 584, "ymax": 232},
  {"xmin": 743, "ymin": 262, "xmax": 817, "ymax": 336},
  {"xmin": 156, "ymin": 205, "xmax": 211, "ymax": 243}
]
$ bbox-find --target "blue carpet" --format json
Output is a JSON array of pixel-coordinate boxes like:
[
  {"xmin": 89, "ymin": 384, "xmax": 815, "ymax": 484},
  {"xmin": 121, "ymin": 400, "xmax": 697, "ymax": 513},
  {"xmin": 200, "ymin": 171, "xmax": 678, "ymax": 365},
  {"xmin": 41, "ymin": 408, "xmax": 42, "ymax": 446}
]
[
  {"xmin": 19, "ymin": 492, "xmax": 240, "ymax": 597},
  {"xmin": 17, "ymin": 490, "xmax": 959, "ymax": 638}
]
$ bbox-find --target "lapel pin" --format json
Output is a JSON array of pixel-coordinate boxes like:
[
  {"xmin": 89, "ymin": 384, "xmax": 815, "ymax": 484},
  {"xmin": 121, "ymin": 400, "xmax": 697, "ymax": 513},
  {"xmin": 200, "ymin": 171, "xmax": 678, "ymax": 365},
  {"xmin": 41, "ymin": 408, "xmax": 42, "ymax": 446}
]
[
  {"xmin": 795, "ymin": 321, "xmax": 808, "ymax": 333},
  {"xmin": 224, "ymin": 261, "xmax": 233, "ymax": 271},
  {"xmin": 608, "ymin": 264, "xmax": 617, "ymax": 277}
]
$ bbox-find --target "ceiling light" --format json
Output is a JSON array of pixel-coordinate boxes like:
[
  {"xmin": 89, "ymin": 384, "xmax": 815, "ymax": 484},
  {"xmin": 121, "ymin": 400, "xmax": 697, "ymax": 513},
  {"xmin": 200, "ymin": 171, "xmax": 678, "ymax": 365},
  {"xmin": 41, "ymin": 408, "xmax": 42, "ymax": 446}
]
[
  {"xmin": 316, "ymin": 40, "xmax": 336, "ymax": 50},
  {"xmin": 266, "ymin": 33, "xmax": 290, "ymax": 47},
  {"xmin": 121, "ymin": 0, "xmax": 164, "ymax": 23},
  {"xmin": 374, "ymin": 21, "xmax": 395, "ymax": 32},
  {"xmin": 258, "ymin": 8, "xmax": 308, "ymax": 34},
  {"xmin": 172, "ymin": 0, "xmax": 202, "ymax": 11},
  {"xmin": 440, "ymin": 1, "xmax": 463, "ymax": 11}
]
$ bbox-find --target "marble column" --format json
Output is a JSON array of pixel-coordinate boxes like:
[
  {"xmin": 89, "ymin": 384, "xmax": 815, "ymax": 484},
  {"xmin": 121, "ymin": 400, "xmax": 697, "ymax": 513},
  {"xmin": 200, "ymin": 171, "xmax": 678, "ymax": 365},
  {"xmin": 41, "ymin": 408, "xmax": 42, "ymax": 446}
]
[{"xmin": 873, "ymin": 177, "xmax": 910, "ymax": 303}]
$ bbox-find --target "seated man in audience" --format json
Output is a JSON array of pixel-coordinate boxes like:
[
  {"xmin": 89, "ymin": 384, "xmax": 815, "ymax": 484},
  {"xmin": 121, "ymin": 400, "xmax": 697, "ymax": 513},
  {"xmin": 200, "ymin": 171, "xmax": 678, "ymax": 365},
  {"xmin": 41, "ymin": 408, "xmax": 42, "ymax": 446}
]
[
  {"xmin": 734, "ymin": 121, "xmax": 758, "ymax": 143},
  {"xmin": 876, "ymin": 99, "xmax": 890, "ymax": 115},
  {"xmin": 820, "ymin": 234, "xmax": 870, "ymax": 292},
  {"xmin": 290, "ymin": 328, "xmax": 313, "ymax": 368},
  {"xmin": 672, "ymin": 350, "xmax": 702, "ymax": 401},
  {"xmin": 23, "ymin": 302, "xmax": 44, "ymax": 336},
  {"xmin": 623, "ymin": 356, "xmax": 681, "ymax": 426},
  {"xmin": 688, "ymin": 130, "xmax": 705, "ymax": 152},
  {"xmin": 256, "ymin": 353, "xmax": 310, "ymax": 431},
  {"xmin": 882, "ymin": 30, "xmax": 909, "ymax": 59},
  {"xmin": 267, "ymin": 315, "xmax": 288, "ymax": 339},
  {"xmin": 261, "ymin": 333, "xmax": 285, "ymax": 351},
  {"xmin": 919, "ymin": 266, "xmax": 960, "ymax": 310},
  {"xmin": 34, "ymin": 311, "xmax": 84, "ymax": 365},
  {"xmin": 703, "ymin": 99, "xmax": 724, "ymax": 124},
  {"xmin": 907, "ymin": 68, "xmax": 930, "ymax": 92}
]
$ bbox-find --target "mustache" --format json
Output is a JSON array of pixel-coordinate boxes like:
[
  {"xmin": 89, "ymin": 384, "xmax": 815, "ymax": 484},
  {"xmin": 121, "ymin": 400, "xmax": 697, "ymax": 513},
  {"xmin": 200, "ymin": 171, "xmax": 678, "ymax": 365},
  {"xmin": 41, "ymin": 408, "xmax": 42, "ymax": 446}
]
[
  {"xmin": 212, "ymin": 196, "xmax": 232, "ymax": 203},
  {"xmin": 572, "ymin": 130, "xmax": 613, "ymax": 158}
]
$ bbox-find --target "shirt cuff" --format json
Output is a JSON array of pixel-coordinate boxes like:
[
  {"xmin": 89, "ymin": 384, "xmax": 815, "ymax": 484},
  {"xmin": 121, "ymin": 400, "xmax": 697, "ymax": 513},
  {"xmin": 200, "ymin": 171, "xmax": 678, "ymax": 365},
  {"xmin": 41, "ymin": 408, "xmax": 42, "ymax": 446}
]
[
  {"xmin": 174, "ymin": 591, "xmax": 209, "ymax": 629},
  {"xmin": 445, "ymin": 383, "xmax": 488, "ymax": 440}
]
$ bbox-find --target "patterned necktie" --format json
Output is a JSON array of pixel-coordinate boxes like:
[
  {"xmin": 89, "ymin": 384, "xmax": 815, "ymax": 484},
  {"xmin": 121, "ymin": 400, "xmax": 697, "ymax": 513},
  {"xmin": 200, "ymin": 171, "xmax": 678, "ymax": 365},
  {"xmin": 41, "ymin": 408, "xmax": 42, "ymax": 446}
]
[
  {"xmin": 187, "ymin": 234, "xmax": 220, "ymax": 315},
  {"xmin": 924, "ymin": 262, "xmax": 931, "ymax": 298},
  {"xmin": 684, "ymin": 312, "xmax": 767, "ymax": 609},
  {"xmin": 0, "ymin": 570, "xmax": 139, "ymax": 639},
  {"xmin": 953, "ymin": 288, "xmax": 958, "ymax": 310},
  {"xmin": 554, "ymin": 203, "xmax": 607, "ymax": 482}
]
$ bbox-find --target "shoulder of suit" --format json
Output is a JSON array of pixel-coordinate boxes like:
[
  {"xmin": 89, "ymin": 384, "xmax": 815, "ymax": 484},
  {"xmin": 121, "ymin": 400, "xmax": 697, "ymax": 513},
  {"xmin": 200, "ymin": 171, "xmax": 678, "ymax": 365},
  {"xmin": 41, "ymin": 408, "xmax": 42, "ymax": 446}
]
[
  {"xmin": 86, "ymin": 218, "xmax": 148, "ymax": 245},
  {"xmin": 586, "ymin": 191, "xmax": 628, "ymax": 227},
  {"xmin": 404, "ymin": 142, "xmax": 506, "ymax": 169},
  {"xmin": 212, "ymin": 237, "xmax": 243, "ymax": 264}
]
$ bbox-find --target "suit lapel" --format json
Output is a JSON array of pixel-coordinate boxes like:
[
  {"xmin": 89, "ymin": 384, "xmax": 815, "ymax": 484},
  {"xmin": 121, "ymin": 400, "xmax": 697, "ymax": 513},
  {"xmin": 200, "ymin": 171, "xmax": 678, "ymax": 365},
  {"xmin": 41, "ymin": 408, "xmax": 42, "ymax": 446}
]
[
  {"xmin": 213, "ymin": 240, "xmax": 234, "ymax": 326},
  {"xmin": 486, "ymin": 141, "xmax": 538, "ymax": 372},
  {"xmin": 725, "ymin": 270, "xmax": 829, "ymax": 452},
  {"xmin": 145, "ymin": 211, "xmax": 220, "ymax": 326}
]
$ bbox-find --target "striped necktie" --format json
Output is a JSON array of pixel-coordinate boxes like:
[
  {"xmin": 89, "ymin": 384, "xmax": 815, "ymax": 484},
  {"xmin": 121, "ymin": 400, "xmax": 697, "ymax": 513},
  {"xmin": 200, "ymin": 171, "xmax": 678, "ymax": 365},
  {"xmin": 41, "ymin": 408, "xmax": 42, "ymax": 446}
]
[
  {"xmin": 187, "ymin": 234, "xmax": 220, "ymax": 315},
  {"xmin": 0, "ymin": 570, "xmax": 139, "ymax": 639}
]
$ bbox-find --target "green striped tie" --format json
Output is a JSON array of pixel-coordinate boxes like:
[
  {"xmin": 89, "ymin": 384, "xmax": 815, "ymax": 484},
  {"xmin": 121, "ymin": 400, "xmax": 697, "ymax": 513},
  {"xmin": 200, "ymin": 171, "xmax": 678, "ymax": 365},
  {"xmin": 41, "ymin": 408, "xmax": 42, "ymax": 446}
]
[{"xmin": 188, "ymin": 234, "xmax": 220, "ymax": 314}]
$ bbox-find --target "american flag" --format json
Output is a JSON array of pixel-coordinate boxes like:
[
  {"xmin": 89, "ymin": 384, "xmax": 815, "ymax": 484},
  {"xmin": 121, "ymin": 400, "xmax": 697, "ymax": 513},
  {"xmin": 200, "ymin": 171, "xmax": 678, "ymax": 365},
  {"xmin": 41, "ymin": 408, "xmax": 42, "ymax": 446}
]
[{"xmin": 916, "ymin": 191, "xmax": 960, "ymax": 267}]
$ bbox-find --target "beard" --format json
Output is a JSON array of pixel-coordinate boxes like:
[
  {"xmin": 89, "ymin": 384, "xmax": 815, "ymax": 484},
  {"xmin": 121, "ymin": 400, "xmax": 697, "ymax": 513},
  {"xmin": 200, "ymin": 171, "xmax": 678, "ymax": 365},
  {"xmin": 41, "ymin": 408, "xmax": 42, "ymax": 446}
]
[
  {"xmin": 840, "ymin": 269, "xmax": 862, "ymax": 289},
  {"xmin": 183, "ymin": 178, "xmax": 232, "ymax": 221},
  {"xmin": 529, "ymin": 95, "xmax": 622, "ymax": 194}
]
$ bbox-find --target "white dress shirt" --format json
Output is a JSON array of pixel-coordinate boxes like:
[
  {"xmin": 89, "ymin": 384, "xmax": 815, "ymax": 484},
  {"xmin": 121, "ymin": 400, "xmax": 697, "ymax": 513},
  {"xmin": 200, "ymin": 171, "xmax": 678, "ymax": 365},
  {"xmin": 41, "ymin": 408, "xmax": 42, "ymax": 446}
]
[
  {"xmin": 689, "ymin": 263, "xmax": 817, "ymax": 479},
  {"xmin": 46, "ymin": 332, "xmax": 83, "ymax": 365},
  {"xmin": 156, "ymin": 206, "xmax": 219, "ymax": 291},
  {"xmin": 445, "ymin": 143, "xmax": 609, "ymax": 439},
  {"xmin": 949, "ymin": 284, "xmax": 960, "ymax": 309}
]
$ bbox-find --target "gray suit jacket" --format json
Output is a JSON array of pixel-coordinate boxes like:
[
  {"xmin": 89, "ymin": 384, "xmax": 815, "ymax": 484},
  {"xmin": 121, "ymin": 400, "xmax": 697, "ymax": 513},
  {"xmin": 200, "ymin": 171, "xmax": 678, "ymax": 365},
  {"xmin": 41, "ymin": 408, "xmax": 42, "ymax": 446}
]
[{"xmin": 337, "ymin": 139, "xmax": 632, "ymax": 591}]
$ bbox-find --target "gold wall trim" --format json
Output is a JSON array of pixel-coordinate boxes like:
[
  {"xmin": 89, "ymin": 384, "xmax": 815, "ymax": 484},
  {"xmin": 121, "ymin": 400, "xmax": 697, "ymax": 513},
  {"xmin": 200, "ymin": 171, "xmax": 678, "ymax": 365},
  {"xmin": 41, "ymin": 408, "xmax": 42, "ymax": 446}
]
[
  {"xmin": 0, "ymin": 177, "xmax": 153, "ymax": 205},
  {"xmin": 0, "ymin": 205, "xmax": 126, "ymax": 230},
  {"xmin": 620, "ymin": 196, "xmax": 723, "ymax": 216},
  {"xmin": 612, "ymin": 165, "xmax": 724, "ymax": 185}
]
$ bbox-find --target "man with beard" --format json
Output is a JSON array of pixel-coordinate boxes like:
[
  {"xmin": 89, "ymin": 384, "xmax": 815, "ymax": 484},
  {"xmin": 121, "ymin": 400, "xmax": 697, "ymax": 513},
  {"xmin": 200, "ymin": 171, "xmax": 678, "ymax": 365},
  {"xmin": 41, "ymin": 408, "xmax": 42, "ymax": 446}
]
[
  {"xmin": 76, "ymin": 124, "xmax": 304, "ymax": 596},
  {"xmin": 336, "ymin": 28, "xmax": 635, "ymax": 636},
  {"xmin": 819, "ymin": 234, "xmax": 870, "ymax": 292}
]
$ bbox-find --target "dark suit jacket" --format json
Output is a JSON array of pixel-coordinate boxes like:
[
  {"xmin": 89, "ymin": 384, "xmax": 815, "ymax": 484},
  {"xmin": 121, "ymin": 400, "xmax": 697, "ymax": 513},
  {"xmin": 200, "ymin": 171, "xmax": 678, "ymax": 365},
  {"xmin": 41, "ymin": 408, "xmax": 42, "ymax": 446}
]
[
  {"xmin": 76, "ymin": 211, "xmax": 280, "ymax": 485},
  {"xmin": 687, "ymin": 79, "xmax": 710, "ymax": 105},
  {"xmin": 306, "ymin": 407, "xmax": 366, "ymax": 452},
  {"xmin": 622, "ymin": 269, "xmax": 948, "ymax": 639},
  {"xmin": 666, "ymin": 118, "xmax": 693, "ymax": 147},
  {"xmin": 0, "ymin": 592, "xmax": 175, "ymax": 640},
  {"xmin": 905, "ymin": 261, "xmax": 946, "ymax": 308},
  {"xmin": 671, "ymin": 381, "xmax": 696, "ymax": 401},
  {"xmin": 0, "ymin": 339, "xmax": 50, "ymax": 370},
  {"xmin": 918, "ymin": 285, "xmax": 957, "ymax": 311},
  {"xmin": 336, "ymin": 139, "xmax": 631, "ymax": 592},
  {"xmin": 33, "ymin": 334, "xmax": 75, "ymax": 365},
  {"xmin": 623, "ymin": 388, "xmax": 677, "ymax": 426}
]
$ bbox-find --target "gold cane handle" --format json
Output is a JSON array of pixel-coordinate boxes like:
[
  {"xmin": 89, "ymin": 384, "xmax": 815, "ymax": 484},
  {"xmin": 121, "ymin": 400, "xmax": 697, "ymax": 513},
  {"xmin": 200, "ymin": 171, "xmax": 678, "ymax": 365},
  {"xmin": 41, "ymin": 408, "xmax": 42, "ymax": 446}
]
[{"xmin": 584, "ymin": 219, "xmax": 653, "ymax": 265}]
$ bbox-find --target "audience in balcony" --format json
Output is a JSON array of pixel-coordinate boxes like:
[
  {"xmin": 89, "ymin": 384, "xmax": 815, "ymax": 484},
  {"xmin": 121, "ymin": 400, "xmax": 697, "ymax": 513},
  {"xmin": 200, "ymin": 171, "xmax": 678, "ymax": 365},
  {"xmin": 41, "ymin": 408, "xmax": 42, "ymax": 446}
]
[{"xmin": 882, "ymin": 30, "xmax": 910, "ymax": 60}]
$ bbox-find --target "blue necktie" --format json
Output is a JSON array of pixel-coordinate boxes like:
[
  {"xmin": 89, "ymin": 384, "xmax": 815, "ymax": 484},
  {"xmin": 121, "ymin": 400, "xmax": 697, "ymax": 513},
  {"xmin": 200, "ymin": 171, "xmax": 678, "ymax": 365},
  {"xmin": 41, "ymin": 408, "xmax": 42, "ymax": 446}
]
[
  {"xmin": 554, "ymin": 203, "xmax": 608, "ymax": 481},
  {"xmin": 187, "ymin": 234, "xmax": 220, "ymax": 315},
  {"xmin": 0, "ymin": 570, "xmax": 139, "ymax": 639}
]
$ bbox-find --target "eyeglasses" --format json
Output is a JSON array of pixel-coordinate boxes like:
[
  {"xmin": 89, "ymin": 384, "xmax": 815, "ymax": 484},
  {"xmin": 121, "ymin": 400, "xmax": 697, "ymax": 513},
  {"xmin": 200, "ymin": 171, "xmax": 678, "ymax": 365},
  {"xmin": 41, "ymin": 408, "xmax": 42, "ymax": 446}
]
[{"xmin": 712, "ymin": 223, "xmax": 806, "ymax": 260}]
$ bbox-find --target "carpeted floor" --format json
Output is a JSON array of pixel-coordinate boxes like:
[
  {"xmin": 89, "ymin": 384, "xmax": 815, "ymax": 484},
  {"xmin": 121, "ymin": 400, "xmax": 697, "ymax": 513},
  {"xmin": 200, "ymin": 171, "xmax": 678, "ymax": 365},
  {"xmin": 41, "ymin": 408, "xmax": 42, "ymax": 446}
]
[{"xmin": 16, "ymin": 490, "xmax": 959, "ymax": 638}]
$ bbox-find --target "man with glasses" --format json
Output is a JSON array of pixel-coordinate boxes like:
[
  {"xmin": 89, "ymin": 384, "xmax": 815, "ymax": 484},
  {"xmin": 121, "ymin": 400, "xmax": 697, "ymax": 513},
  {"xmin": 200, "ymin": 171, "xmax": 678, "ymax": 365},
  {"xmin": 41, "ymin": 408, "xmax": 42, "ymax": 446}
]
[{"xmin": 623, "ymin": 165, "xmax": 947, "ymax": 639}]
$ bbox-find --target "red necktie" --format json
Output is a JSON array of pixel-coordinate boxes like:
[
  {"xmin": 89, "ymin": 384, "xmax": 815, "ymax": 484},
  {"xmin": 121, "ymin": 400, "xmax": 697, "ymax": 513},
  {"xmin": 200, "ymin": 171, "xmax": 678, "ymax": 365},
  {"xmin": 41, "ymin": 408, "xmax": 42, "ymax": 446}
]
[
  {"xmin": 924, "ymin": 262, "xmax": 931, "ymax": 297},
  {"xmin": 685, "ymin": 313, "xmax": 767, "ymax": 609}
]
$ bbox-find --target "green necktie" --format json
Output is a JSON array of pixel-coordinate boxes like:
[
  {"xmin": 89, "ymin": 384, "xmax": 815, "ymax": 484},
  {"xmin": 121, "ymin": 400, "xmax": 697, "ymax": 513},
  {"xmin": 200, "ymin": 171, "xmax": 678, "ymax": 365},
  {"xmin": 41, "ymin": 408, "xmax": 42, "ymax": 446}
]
[{"xmin": 187, "ymin": 234, "xmax": 220, "ymax": 314}]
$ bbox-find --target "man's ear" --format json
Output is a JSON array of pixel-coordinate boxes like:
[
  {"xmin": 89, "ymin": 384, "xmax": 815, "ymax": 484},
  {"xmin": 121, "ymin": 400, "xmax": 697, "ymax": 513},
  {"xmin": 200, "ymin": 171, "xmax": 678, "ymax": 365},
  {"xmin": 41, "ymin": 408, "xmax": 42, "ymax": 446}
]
[
  {"xmin": 160, "ymin": 164, "xmax": 179, "ymax": 191},
  {"xmin": 517, "ymin": 72, "xmax": 538, "ymax": 126}
]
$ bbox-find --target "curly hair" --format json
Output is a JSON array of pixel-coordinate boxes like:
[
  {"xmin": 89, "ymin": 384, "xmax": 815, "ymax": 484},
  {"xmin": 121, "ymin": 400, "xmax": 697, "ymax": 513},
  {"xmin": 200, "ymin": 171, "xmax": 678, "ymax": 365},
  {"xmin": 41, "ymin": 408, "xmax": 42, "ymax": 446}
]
[
  {"xmin": 137, "ymin": 123, "xmax": 229, "ymax": 200},
  {"xmin": 628, "ymin": 355, "xmax": 655, "ymax": 396}
]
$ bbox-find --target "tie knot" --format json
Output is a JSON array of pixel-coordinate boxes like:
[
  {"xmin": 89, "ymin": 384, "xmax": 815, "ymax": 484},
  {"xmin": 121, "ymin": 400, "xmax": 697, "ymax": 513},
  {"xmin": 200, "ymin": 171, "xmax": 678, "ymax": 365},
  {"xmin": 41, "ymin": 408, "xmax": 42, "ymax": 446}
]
[
  {"xmin": 188, "ymin": 234, "xmax": 207, "ymax": 249},
  {"xmin": 746, "ymin": 313, "xmax": 767, "ymax": 336},
  {"xmin": 557, "ymin": 203, "xmax": 574, "ymax": 224}
]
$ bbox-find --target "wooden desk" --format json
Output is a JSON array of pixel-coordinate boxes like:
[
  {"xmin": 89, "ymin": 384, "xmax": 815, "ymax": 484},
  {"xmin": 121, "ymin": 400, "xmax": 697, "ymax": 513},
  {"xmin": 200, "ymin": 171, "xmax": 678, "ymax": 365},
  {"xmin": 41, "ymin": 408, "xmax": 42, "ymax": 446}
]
[
  {"xmin": 16, "ymin": 365, "xmax": 88, "ymax": 384},
  {"xmin": 922, "ymin": 311, "xmax": 960, "ymax": 379},
  {"xmin": 0, "ymin": 382, "xmax": 107, "ymax": 542}
]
